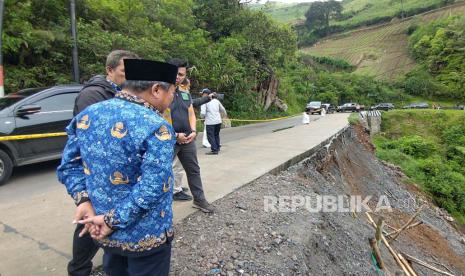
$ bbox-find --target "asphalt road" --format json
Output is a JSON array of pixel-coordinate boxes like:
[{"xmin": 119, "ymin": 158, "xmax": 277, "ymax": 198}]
[{"xmin": 0, "ymin": 114, "xmax": 320, "ymax": 204}]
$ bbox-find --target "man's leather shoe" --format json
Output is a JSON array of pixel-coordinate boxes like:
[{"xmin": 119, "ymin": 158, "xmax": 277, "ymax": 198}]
[{"xmin": 173, "ymin": 191, "xmax": 192, "ymax": 201}]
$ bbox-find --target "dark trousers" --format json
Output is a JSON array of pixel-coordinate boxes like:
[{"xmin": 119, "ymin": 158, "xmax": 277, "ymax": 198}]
[
  {"xmin": 174, "ymin": 141, "xmax": 206, "ymax": 201},
  {"xmin": 68, "ymin": 223, "xmax": 100, "ymax": 276},
  {"xmin": 103, "ymin": 242, "xmax": 171, "ymax": 276},
  {"xmin": 206, "ymin": 124, "xmax": 221, "ymax": 152}
]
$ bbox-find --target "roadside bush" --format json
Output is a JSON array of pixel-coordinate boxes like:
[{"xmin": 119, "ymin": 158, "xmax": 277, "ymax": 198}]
[
  {"xmin": 426, "ymin": 170, "xmax": 465, "ymax": 214},
  {"xmin": 441, "ymin": 125, "xmax": 465, "ymax": 147},
  {"xmin": 396, "ymin": 135, "xmax": 436, "ymax": 158},
  {"xmin": 417, "ymin": 156, "xmax": 444, "ymax": 177}
]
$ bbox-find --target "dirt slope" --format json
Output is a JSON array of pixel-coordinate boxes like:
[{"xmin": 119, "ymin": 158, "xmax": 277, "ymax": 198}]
[{"xmin": 170, "ymin": 125, "xmax": 465, "ymax": 275}]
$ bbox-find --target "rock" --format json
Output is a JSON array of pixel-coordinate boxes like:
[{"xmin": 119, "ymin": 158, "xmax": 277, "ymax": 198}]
[
  {"xmin": 232, "ymin": 252, "xmax": 239, "ymax": 259},
  {"xmin": 445, "ymin": 215, "xmax": 454, "ymax": 222},
  {"xmin": 225, "ymin": 262, "xmax": 234, "ymax": 270},
  {"xmin": 291, "ymin": 255, "xmax": 298, "ymax": 261},
  {"xmin": 210, "ymin": 257, "xmax": 219, "ymax": 265},
  {"xmin": 227, "ymin": 271, "xmax": 235, "ymax": 276}
]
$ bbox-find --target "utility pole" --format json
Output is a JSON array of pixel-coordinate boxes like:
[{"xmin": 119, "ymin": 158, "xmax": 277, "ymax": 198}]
[
  {"xmin": 0, "ymin": 0, "xmax": 5, "ymax": 96},
  {"xmin": 70, "ymin": 0, "xmax": 80, "ymax": 83}
]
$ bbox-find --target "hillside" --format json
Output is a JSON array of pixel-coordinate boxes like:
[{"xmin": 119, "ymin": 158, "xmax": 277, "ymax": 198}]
[
  {"xmin": 374, "ymin": 110, "xmax": 465, "ymax": 222},
  {"xmin": 301, "ymin": 2, "xmax": 465, "ymax": 79},
  {"xmin": 330, "ymin": 0, "xmax": 455, "ymax": 29},
  {"xmin": 257, "ymin": 0, "xmax": 453, "ymax": 26},
  {"xmin": 251, "ymin": 2, "xmax": 311, "ymax": 24}
]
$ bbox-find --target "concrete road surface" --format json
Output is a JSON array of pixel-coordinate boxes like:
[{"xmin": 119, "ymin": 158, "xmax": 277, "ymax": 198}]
[{"xmin": 0, "ymin": 113, "xmax": 349, "ymax": 276}]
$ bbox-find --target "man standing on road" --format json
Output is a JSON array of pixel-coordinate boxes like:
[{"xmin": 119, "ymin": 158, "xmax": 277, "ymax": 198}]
[
  {"xmin": 58, "ymin": 59, "xmax": 178, "ymax": 275},
  {"xmin": 168, "ymin": 58, "xmax": 214, "ymax": 212},
  {"xmin": 67, "ymin": 49, "xmax": 138, "ymax": 276},
  {"xmin": 200, "ymin": 88, "xmax": 227, "ymax": 155},
  {"xmin": 164, "ymin": 76, "xmax": 212, "ymax": 202}
]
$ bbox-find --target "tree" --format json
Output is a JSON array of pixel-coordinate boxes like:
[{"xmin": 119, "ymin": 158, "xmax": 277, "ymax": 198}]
[{"xmin": 304, "ymin": 0, "xmax": 342, "ymax": 30}]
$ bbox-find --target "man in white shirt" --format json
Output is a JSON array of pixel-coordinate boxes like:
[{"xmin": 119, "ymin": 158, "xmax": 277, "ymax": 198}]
[{"xmin": 200, "ymin": 88, "xmax": 227, "ymax": 155}]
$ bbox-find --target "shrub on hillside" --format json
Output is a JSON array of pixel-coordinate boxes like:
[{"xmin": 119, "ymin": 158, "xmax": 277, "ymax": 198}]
[
  {"xmin": 426, "ymin": 170, "xmax": 465, "ymax": 214},
  {"xmin": 396, "ymin": 135, "xmax": 436, "ymax": 158}
]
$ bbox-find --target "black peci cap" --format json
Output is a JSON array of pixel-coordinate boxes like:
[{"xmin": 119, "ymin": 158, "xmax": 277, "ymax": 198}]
[
  {"xmin": 201, "ymin": 88, "xmax": 212, "ymax": 94},
  {"xmin": 124, "ymin": 59, "xmax": 178, "ymax": 85}
]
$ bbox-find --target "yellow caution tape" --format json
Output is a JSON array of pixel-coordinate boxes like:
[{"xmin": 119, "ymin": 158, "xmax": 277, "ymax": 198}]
[
  {"xmin": 0, "ymin": 132, "xmax": 67, "ymax": 141},
  {"xmin": 197, "ymin": 114, "xmax": 299, "ymax": 122},
  {"xmin": 0, "ymin": 115, "xmax": 299, "ymax": 141}
]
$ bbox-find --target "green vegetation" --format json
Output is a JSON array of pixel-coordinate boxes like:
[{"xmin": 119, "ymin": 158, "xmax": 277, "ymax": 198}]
[
  {"xmin": 2, "ymin": 0, "xmax": 301, "ymax": 118},
  {"xmin": 348, "ymin": 113, "xmax": 360, "ymax": 125},
  {"xmin": 333, "ymin": 0, "xmax": 455, "ymax": 29},
  {"xmin": 374, "ymin": 110, "xmax": 465, "ymax": 222},
  {"xmin": 259, "ymin": 0, "xmax": 455, "ymax": 28},
  {"xmin": 404, "ymin": 16, "xmax": 465, "ymax": 100},
  {"xmin": 251, "ymin": 2, "xmax": 311, "ymax": 23},
  {"xmin": 303, "ymin": 3, "xmax": 465, "ymax": 82},
  {"xmin": 258, "ymin": 0, "xmax": 458, "ymax": 46}
]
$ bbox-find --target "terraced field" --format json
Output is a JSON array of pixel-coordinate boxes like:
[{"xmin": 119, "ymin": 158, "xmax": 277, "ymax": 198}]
[{"xmin": 302, "ymin": 2, "xmax": 465, "ymax": 80}]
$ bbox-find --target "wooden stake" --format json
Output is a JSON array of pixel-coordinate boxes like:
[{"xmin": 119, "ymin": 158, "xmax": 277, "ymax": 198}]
[
  {"xmin": 369, "ymin": 238, "xmax": 385, "ymax": 269},
  {"xmin": 431, "ymin": 261, "xmax": 454, "ymax": 274},
  {"xmin": 386, "ymin": 221, "xmax": 423, "ymax": 237},
  {"xmin": 365, "ymin": 213, "xmax": 412, "ymax": 276},
  {"xmin": 403, "ymin": 253, "xmax": 455, "ymax": 276},
  {"xmin": 398, "ymin": 253, "xmax": 418, "ymax": 276},
  {"xmin": 375, "ymin": 217, "xmax": 384, "ymax": 243},
  {"xmin": 391, "ymin": 205, "xmax": 425, "ymax": 240}
]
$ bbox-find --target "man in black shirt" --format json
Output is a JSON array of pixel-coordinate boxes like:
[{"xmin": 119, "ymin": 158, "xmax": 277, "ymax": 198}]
[{"xmin": 168, "ymin": 58, "xmax": 214, "ymax": 213}]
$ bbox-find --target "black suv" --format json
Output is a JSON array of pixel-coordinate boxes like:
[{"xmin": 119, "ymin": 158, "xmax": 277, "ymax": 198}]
[
  {"xmin": 0, "ymin": 85, "xmax": 83, "ymax": 184},
  {"xmin": 370, "ymin": 103, "xmax": 395, "ymax": 111}
]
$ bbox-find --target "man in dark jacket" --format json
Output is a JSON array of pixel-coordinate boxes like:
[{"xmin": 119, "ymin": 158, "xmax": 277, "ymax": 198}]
[
  {"xmin": 68, "ymin": 49, "xmax": 138, "ymax": 276},
  {"xmin": 73, "ymin": 50, "xmax": 139, "ymax": 115}
]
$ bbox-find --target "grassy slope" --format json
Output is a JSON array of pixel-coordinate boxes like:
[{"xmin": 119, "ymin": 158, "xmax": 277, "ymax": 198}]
[
  {"xmin": 333, "ymin": 0, "xmax": 447, "ymax": 27},
  {"xmin": 374, "ymin": 110, "xmax": 465, "ymax": 222},
  {"xmin": 257, "ymin": 0, "xmax": 449, "ymax": 25},
  {"xmin": 251, "ymin": 2, "xmax": 311, "ymax": 24},
  {"xmin": 301, "ymin": 3, "xmax": 465, "ymax": 80}
]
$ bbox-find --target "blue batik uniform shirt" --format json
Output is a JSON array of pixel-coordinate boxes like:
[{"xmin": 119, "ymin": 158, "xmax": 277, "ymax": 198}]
[{"xmin": 57, "ymin": 92, "xmax": 176, "ymax": 256}]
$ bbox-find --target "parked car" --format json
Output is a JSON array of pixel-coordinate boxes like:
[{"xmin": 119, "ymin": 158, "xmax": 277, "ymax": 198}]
[
  {"xmin": 0, "ymin": 85, "xmax": 83, "ymax": 185},
  {"xmin": 305, "ymin": 101, "xmax": 323, "ymax": 114},
  {"xmin": 370, "ymin": 103, "xmax": 395, "ymax": 111},
  {"xmin": 337, "ymin": 103, "xmax": 364, "ymax": 112},
  {"xmin": 322, "ymin": 103, "xmax": 336, "ymax": 114},
  {"xmin": 403, "ymin": 102, "xmax": 429, "ymax": 109}
]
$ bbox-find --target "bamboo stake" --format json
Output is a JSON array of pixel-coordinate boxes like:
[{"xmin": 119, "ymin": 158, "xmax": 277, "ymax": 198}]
[
  {"xmin": 391, "ymin": 205, "xmax": 425, "ymax": 241},
  {"xmin": 370, "ymin": 238, "xmax": 385, "ymax": 269},
  {"xmin": 365, "ymin": 213, "xmax": 412, "ymax": 276},
  {"xmin": 431, "ymin": 261, "xmax": 454, "ymax": 274},
  {"xmin": 398, "ymin": 253, "xmax": 418, "ymax": 276},
  {"xmin": 386, "ymin": 221, "xmax": 423, "ymax": 237},
  {"xmin": 375, "ymin": 217, "xmax": 384, "ymax": 243},
  {"xmin": 403, "ymin": 253, "xmax": 455, "ymax": 276}
]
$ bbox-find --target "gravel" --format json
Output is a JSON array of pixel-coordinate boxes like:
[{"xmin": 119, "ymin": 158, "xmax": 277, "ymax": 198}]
[{"xmin": 92, "ymin": 125, "xmax": 465, "ymax": 275}]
